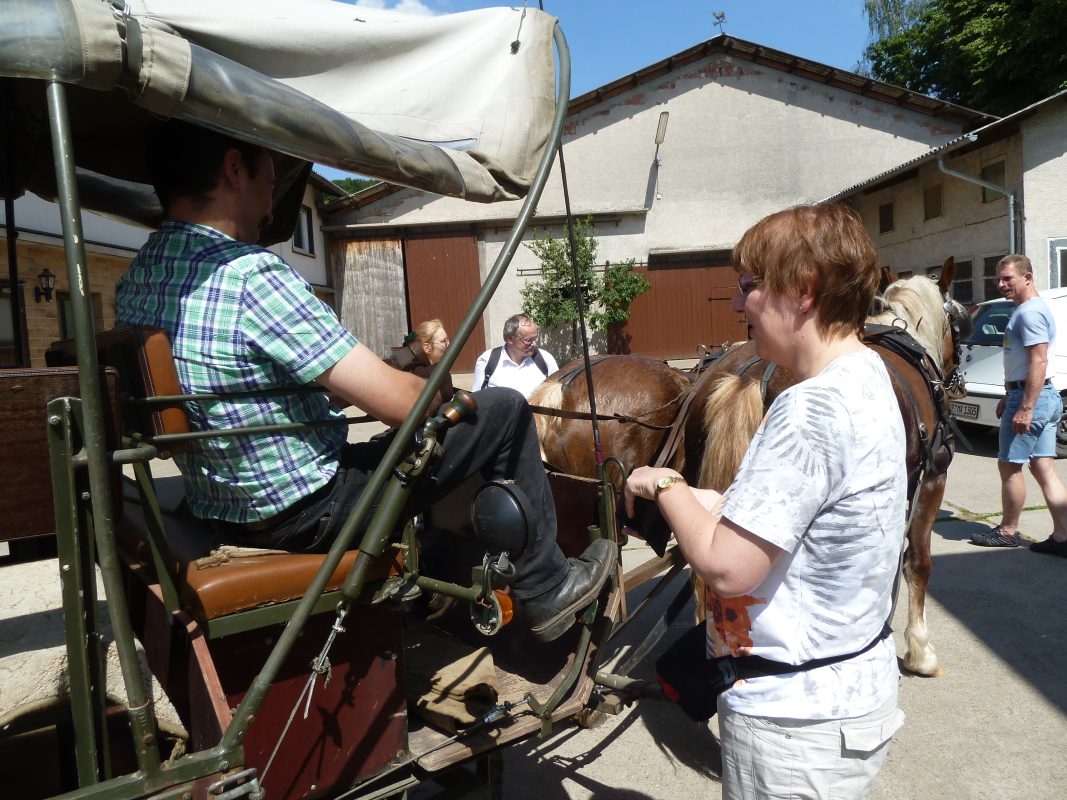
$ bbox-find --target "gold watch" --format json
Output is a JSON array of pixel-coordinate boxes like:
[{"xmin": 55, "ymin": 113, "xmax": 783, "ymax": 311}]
[{"xmin": 654, "ymin": 474, "xmax": 686, "ymax": 499}]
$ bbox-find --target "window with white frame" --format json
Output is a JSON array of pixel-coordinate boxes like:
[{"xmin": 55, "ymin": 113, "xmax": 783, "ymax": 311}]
[
  {"xmin": 1050, "ymin": 238, "xmax": 1067, "ymax": 288},
  {"xmin": 292, "ymin": 205, "xmax": 315, "ymax": 255}
]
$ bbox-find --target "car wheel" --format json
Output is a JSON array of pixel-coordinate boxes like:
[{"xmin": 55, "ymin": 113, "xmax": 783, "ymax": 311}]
[{"xmin": 1058, "ymin": 406, "xmax": 1067, "ymax": 459}]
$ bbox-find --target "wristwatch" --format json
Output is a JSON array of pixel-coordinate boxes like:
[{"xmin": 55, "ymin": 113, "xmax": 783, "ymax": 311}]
[{"xmin": 654, "ymin": 474, "xmax": 686, "ymax": 499}]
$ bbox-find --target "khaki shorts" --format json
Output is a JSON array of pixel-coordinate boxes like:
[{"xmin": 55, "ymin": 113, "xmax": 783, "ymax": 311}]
[{"xmin": 719, "ymin": 694, "xmax": 905, "ymax": 800}]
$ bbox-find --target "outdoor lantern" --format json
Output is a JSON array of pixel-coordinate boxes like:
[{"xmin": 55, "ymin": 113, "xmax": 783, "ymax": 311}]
[
  {"xmin": 35, "ymin": 268, "xmax": 56, "ymax": 303},
  {"xmin": 653, "ymin": 111, "xmax": 669, "ymax": 166}
]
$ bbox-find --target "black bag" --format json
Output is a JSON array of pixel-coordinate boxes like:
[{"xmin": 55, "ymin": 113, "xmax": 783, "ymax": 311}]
[
  {"xmin": 655, "ymin": 623, "xmax": 734, "ymax": 722},
  {"xmin": 655, "ymin": 623, "xmax": 891, "ymax": 722}
]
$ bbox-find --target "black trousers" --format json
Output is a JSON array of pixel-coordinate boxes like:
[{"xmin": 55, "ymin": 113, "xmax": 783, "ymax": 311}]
[{"xmin": 228, "ymin": 388, "xmax": 569, "ymax": 600}]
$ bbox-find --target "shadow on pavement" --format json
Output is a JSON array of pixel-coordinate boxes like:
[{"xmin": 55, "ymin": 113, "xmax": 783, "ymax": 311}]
[
  {"xmin": 925, "ymin": 542, "xmax": 1067, "ymax": 716},
  {"xmin": 502, "ymin": 564, "xmax": 721, "ymax": 798}
]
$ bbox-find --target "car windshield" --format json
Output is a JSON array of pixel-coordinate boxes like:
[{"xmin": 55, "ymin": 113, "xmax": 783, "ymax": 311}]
[{"xmin": 964, "ymin": 301, "xmax": 1012, "ymax": 346}]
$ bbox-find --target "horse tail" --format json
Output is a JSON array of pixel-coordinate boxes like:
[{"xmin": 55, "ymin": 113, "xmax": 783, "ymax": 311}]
[
  {"xmin": 529, "ymin": 379, "xmax": 564, "ymax": 445},
  {"xmin": 698, "ymin": 373, "xmax": 764, "ymax": 492}
]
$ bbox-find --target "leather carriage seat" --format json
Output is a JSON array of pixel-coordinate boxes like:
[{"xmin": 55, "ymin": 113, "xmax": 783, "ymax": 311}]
[{"xmin": 48, "ymin": 326, "xmax": 402, "ymax": 626}]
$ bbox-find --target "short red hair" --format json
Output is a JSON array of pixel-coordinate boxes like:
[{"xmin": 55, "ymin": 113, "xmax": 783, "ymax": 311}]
[{"xmin": 733, "ymin": 203, "xmax": 880, "ymax": 337}]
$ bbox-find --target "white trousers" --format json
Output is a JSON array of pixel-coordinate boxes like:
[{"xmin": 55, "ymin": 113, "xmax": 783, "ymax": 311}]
[{"xmin": 719, "ymin": 695, "xmax": 905, "ymax": 800}]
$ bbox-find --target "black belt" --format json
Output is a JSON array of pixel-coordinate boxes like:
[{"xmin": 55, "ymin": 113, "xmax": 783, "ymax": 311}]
[
  {"xmin": 229, "ymin": 474, "xmax": 338, "ymax": 533},
  {"xmin": 1004, "ymin": 378, "xmax": 1051, "ymax": 390}
]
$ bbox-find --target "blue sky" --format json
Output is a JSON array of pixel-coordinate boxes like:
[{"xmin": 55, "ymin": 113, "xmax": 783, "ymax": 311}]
[{"xmin": 323, "ymin": 1, "xmax": 872, "ymax": 180}]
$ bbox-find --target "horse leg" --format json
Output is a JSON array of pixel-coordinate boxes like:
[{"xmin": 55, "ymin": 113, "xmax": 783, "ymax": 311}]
[{"xmin": 900, "ymin": 473, "xmax": 944, "ymax": 677}]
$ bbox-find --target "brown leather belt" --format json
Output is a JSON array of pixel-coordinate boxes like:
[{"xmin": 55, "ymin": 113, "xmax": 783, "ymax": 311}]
[{"xmin": 229, "ymin": 474, "xmax": 338, "ymax": 533}]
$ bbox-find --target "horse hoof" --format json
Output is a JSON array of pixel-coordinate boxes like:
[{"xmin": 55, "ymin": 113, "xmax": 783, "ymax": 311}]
[{"xmin": 903, "ymin": 653, "xmax": 942, "ymax": 677}]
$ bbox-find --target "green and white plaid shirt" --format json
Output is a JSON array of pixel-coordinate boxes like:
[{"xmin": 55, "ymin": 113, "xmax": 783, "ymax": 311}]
[{"xmin": 116, "ymin": 221, "xmax": 357, "ymax": 522}]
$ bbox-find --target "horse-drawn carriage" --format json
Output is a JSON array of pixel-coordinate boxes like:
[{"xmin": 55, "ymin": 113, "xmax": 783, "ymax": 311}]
[{"xmin": 0, "ymin": 3, "xmax": 970, "ymax": 799}]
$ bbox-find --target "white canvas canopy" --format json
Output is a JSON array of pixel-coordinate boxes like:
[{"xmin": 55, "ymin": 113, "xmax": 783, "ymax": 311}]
[{"xmin": 1, "ymin": 0, "xmax": 559, "ymax": 242}]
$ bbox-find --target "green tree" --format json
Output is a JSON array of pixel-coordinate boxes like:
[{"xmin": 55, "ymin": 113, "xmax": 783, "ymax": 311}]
[
  {"xmin": 863, "ymin": 0, "xmax": 1067, "ymax": 116},
  {"xmin": 520, "ymin": 218, "xmax": 650, "ymax": 358},
  {"xmin": 321, "ymin": 175, "xmax": 378, "ymax": 203}
]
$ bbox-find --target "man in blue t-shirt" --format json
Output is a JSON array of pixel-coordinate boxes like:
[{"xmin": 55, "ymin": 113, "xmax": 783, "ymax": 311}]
[{"xmin": 973, "ymin": 255, "xmax": 1067, "ymax": 556}]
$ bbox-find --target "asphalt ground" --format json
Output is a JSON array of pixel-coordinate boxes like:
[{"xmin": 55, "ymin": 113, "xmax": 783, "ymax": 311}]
[{"xmin": 490, "ymin": 421, "xmax": 1067, "ymax": 800}]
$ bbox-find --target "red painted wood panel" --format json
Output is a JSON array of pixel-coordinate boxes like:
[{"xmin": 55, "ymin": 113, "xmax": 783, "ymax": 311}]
[
  {"xmin": 618, "ymin": 264, "xmax": 747, "ymax": 360},
  {"xmin": 404, "ymin": 235, "xmax": 486, "ymax": 373}
]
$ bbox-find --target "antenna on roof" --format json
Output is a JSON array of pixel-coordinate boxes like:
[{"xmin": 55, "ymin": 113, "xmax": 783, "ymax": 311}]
[{"xmin": 713, "ymin": 10, "xmax": 727, "ymax": 34}]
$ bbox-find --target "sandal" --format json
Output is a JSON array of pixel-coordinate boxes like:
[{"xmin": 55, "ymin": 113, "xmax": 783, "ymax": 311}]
[
  {"xmin": 971, "ymin": 526, "xmax": 1021, "ymax": 548},
  {"xmin": 1029, "ymin": 536, "xmax": 1067, "ymax": 558}
]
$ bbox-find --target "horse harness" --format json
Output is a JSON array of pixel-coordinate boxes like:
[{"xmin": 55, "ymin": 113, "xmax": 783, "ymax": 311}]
[{"xmin": 529, "ymin": 356, "xmax": 694, "ymax": 434}]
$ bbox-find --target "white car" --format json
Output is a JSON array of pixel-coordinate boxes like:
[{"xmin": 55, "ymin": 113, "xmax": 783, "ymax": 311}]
[{"xmin": 951, "ymin": 288, "xmax": 1067, "ymax": 456}]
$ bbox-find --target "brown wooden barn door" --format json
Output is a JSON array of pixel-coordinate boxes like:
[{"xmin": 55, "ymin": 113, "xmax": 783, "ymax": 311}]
[
  {"xmin": 618, "ymin": 261, "xmax": 747, "ymax": 360},
  {"xmin": 404, "ymin": 234, "xmax": 485, "ymax": 373}
]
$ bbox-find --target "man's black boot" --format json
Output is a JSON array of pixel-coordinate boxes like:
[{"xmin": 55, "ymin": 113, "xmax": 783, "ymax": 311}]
[{"xmin": 521, "ymin": 538, "xmax": 617, "ymax": 642}]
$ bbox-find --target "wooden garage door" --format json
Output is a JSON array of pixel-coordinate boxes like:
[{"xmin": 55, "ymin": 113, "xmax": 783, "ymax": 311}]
[
  {"xmin": 404, "ymin": 235, "xmax": 486, "ymax": 373},
  {"xmin": 618, "ymin": 263, "xmax": 748, "ymax": 360}
]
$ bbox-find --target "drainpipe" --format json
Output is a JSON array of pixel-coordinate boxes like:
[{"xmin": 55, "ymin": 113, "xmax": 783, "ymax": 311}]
[{"xmin": 937, "ymin": 139, "xmax": 1018, "ymax": 254}]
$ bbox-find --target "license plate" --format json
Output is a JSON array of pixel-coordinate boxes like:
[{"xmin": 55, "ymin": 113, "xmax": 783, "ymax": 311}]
[{"xmin": 951, "ymin": 401, "xmax": 979, "ymax": 420}]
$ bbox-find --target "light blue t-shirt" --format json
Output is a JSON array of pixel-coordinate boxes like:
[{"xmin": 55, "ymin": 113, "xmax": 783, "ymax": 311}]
[{"xmin": 1004, "ymin": 297, "xmax": 1056, "ymax": 383}]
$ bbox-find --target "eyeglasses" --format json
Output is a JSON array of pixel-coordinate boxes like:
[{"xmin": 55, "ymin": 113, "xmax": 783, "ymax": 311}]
[
  {"xmin": 737, "ymin": 274, "xmax": 763, "ymax": 296},
  {"xmin": 513, "ymin": 334, "xmax": 539, "ymax": 346}
]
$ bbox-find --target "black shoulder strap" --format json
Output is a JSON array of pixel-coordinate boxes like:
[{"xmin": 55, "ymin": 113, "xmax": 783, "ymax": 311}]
[
  {"xmin": 482, "ymin": 346, "xmax": 503, "ymax": 389},
  {"xmin": 732, "ymin": 623, "xmax": 892, "ymax": 682},
  {"xmin": 533, "ymin": 349, "xmax": 549, "ymax": 376}
]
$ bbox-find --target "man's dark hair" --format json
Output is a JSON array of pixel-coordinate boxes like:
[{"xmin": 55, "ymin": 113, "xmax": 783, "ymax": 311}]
[{"xmin": 146, "ymin": 120, "xmax": 264, "ymax": 212}]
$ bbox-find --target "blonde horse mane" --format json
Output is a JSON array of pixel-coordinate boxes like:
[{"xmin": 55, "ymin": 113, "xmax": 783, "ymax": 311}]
[
  {"xmin": 867, "ymin": 275, "xmax": 949, "ymax": 366},
  {"xmin": 529, "ymin": 379, "xmax": 563, "ymax": 446},
  {"xmin": 698, "ymin": 373, "xmax": 765, "ymax": 491}
]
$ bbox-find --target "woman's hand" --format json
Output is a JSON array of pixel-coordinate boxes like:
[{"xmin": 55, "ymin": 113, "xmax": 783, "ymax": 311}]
[{"xmin": 624, "ymin": 466, "xmax": 685, "ymax": 516}]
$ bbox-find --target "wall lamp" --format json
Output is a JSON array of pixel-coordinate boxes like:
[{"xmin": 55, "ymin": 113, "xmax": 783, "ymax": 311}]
[
  {"xmin": 653, "ymin": 111, "xmax": 669, "ymax": 166},
  {"xmin": 35, "ymin": 268, "xmax": 56, "ymax": 303}
]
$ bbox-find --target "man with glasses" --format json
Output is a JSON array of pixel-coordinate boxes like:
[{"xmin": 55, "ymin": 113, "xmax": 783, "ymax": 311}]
[
  {"xmin": 472, "ymin": 314, "xmax": 559, "ymax": 399},
  {"xmin": 973, "ymin": 255, "xmax": 1067, "ymax": 555}
]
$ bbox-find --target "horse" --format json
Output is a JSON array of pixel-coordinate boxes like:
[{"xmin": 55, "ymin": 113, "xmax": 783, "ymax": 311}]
[
  {"xmin": 531, "ymin": 356, "xmax": 693, "ymax": 480},
  {"xmin": 531, "ymin": 263, "xmax": 969, "ymax": 677}
]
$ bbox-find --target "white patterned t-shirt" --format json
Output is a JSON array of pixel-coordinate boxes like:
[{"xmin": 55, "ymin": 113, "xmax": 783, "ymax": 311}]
[{"xmin": 715, "ymin": 348, "xmax": 907, "ymax": 720}]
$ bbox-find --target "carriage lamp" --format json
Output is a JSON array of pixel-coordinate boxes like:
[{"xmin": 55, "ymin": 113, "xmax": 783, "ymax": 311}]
[
  {"xmin": 653, "ymin": 111, "xmax": 669, "ymax": 166},
  {"xmin": 34, "ymin": 268, "xmax": 56, "ymax": 303}
]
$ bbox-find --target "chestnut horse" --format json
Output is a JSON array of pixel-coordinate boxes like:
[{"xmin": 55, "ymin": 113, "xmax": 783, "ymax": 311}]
[{"xmin": 531, "ymin": 266, "xmax": 968, "ymax": 677}]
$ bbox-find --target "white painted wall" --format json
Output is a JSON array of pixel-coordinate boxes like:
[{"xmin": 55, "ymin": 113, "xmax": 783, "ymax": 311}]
[
  {"xmin": 9, "ymin": 193, "xmax": 149, "ymax": 256},
  {"xmin": 267, "ymin": 182, "xmax": 331, "ymax": 287},
  {"xmin": 1020, "ymin": 103, "xmax": 1067, "ymax": 287}
]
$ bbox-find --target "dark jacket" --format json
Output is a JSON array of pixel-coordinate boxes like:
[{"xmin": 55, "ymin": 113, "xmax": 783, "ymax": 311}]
[{"xmin": 384, "ymin": 342, "xmax": 455, "ymax": 407}]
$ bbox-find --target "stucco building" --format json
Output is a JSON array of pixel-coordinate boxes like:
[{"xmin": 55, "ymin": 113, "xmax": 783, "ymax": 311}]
[{"xmin": 827, "ymin": 91, "xmax": 1067, "ymax": 304}]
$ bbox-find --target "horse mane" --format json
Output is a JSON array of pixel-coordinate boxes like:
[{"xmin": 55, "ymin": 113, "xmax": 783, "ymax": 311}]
[
  {"xmin": 867, "ymin": 275, "xmax": 950, "ymax": 366},
  {"xmin": 529, "ymin": 379, "xmax": 563, "ymax": 446},
  {"xmin": 698, "ymin": 373, "xmax": 764, "ymax": 492}
]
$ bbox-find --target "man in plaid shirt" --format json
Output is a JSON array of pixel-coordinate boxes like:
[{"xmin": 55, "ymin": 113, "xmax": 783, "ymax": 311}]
[{"xmin": 116, "ymin": 122, "xmax": 614, "ymax": 642}]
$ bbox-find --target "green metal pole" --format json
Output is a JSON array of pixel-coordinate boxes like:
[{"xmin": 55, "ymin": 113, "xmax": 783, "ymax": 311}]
[{"xmin": 46, "ymin": 80, "xmax": 162, "ymax": 782}]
